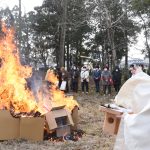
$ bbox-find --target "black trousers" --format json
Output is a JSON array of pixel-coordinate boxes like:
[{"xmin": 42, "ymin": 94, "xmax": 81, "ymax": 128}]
[
  {"xmin": 81, "ymin": 80, "xmax": 89, "ymax": 92},
  {"xmin": 103, "ymin": 85, "xmax": 111, "ymax": 94},
  {"xmin": 114, "ymin": 84, "xmax": 120, "ymax": 92},
  {"xmin": 71, "ymin": 80, "xmax": 78, "ymax": 92},
  {"xmin": 94, "ymin": 79, "xmax": 100, "ymax": 92}
]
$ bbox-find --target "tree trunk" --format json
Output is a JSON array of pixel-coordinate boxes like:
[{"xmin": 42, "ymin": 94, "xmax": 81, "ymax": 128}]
[
  {"xmin": 59, "ymin": 0, "xmax": 68, "ymax": 67},
  {"xmin": 146, "ymin": 45, "xmax": 150, "ymax": 71},
  {"xmin": 76, "ymin": 40, "xmax": 82, "ymax": 66},
  {"xmin": 124, "ymin": 30, "xmax": 128, "ymax": 72},
  {"xmin": 101, "ymin": 41, "xmax": 105, "ymax": 67},
  {"xmin": 56, "ymin": 46, "xmax": 59, "ymax": 66},
  {"xmin": 76, "ymin": 48, "xmax": 79, "ymax": 66},
  {"xmin": 66, "ymin": 42, "xmax": 70, "ymax": 71},
  {"xmin": 140, "ymin": 15, "xmax": 150, "ymax": 71},
  {"xmin": 70, "ymin": 51, "xmax": 72, "ymax": 67},
  {"xmin": 18, "ymin": 0, "xmax": 22, "ymax": 55},
  {"xmin": 111, "ymin": 30, "xmax": 116, "ymax": 67},
  {"xmin": 105, "ymin": 6, "xmax": 117, "ymax": 68},
  {"xmin": 55, "ymin": 33, "xmax": 60, "ymax": 67},
  {"xmin": 124, "ymin": 1, "xmax": 129, "ymax": 80},
  {"xmin": 42, "ymin": 54, "xmax": 47, "ymax": 69},
  {"xmin": 25, "ymin": 22, "xmax": 30, "ymax": 64}
]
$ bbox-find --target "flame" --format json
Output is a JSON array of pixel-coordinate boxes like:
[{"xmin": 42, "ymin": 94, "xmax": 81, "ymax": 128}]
[
  {"xmin": 0, "ymin": 23, "xmax": 78, "ymax": 114},
  {"xmin": 0, "ymin": 23, "xmax": 38, "ymax": 113},
  {"xmin": 45, "ymin": 69, "xmax": 79, "ymax": 111},
  {"xmin": 45, "ymin": 69, "xmax": 58, "ymax": 85}
]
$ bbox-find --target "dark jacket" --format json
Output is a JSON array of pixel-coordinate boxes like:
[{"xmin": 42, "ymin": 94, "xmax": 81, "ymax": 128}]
[
  {"xmin": 112, "ymin": 68, "xmax": 122, "ymax": 85},
  {"xmin": 93, "ymin": 69, "xmax": 101, "ymax": 80},
  {"xmin": 70, "ymin": 69, "xmax": 79, "ymax": 82}
]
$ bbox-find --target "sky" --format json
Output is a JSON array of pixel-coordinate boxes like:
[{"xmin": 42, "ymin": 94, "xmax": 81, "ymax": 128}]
[
  {"xmin": 0, "ymin": 0, "xmax": 43, "ymax": 13},
  {"xmin": 129, "ymin": 32, "xmax": 145, "ymax": 59},
  {"xmin": 0, "ymin": 0, "xmax": 147, "ymax": 60}
]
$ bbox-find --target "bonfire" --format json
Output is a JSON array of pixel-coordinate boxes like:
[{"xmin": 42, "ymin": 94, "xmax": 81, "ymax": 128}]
[{"xmin": 0, "ymin": 23, "xmax": 78, "ymax": 116}]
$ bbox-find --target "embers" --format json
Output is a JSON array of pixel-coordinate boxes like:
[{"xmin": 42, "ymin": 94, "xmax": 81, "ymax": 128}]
[
  {"xmin": 44, "ymin": 129, "xmax": 85, "ymax": 142},
  {"xmin": 9, "ymin": 101, "xmax": 41, "ymax": 118}
]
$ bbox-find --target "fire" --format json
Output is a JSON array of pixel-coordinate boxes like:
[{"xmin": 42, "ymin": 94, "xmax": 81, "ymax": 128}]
[
  {"xmin": 45, "ymin": 69, "xmax": 79, "ymax": 111},
  {"xmin": 0, "ymin": 23, "xmax": 38, "ymax": 113},
  {"xmin": 0, "ymin": 23, "xmax": 78, "ymax": 114},
  {"xmin": 45, "ymin": 69, "xmax": 58, "ymax": 85}
]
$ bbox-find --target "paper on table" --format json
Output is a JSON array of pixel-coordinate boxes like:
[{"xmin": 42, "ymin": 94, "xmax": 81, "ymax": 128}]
[{"xmin": 104, "ymin": 103, "xmax": 132, "ymax": 113}]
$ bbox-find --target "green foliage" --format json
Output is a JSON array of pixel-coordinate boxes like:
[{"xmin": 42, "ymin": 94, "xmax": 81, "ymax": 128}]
[
  {"xmin": 93, "ymin": 0, "xmax": 139, "ymax": 64},
  {"xmin": 0, "ymin": 0, "xmax": 149, "ymax": 69},
  {"xmin": 131, "ymin": 0, "xmax": 150, "ymax": 14}
]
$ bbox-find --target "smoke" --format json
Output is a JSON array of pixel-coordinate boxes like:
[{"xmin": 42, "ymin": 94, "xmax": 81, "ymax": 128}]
[{"xmin": 26, "ymin": 69, "xmax": 44, "ymax": 102}]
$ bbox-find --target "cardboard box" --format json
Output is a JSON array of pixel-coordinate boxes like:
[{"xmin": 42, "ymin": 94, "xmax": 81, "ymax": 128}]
[
  {"xmin": 0, "ymin": 110, "xmax": 45, "ymax": 141},
  {"xmin": 100, "ymin": 106, "xmax": 123, "ymax": 135},
  {"xmin": 56, "ymin": 125, "xmax": 71, "ymax": 137},
  {"xmin": 46, "ymin": 106, "xmax": 74, "ymax": 137},
  {"xmin": 0, "ymin": 105, "xmax": 78, "ymax": 140},
  {"xmin": 20, "ymin": 116, "xmax": 45, "ymax": 141},
  {"xmin": 0, "ymin": 110, "xmax": 20, "ymax": 140}
]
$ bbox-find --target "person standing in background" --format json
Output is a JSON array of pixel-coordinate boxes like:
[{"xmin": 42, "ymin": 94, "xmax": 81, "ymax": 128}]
[
  {"xmin": 60, "ymin": 67, "xmax": 69, "ymax": 93},
  {"xmin": 112, "ymin": 66, "xmax": 122, "ymax": 93},
  {"xmin": 129, "ymin": 64, "xmax": 145, "ymax": 77},
  {"xmin": 93, "ymin": 66, "xmax": 101, "ymax": 93},
  {"xmin": 80, "ymin": 66, "xmax": 89, "ymax": 94},
  {"xmin": 70, "ymin": 66, "xmax": 79, "ymax": 92},
  {"xmin": 101, "ymin": 66, "xmax": 112, "ymax": 96},
  {"xmin": 55, "ymin": 67, "xmax": 62, "ymax": 88}
]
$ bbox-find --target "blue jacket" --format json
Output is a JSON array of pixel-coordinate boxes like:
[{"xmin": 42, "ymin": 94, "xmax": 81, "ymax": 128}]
[{"xmin": 93, "ymin": 69, "xmax": 101, "ymax": 80}]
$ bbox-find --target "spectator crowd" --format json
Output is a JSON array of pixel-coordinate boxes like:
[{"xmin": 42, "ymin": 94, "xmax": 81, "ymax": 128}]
[{"xmin": 54, "ymin": 64, "xmax": 123, "ymax": 96}]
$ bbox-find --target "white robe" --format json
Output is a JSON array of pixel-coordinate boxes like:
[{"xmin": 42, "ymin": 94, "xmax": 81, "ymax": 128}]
[{"xmin": 114, "ymin": 71, "xmax": 150, "ymax": 150}]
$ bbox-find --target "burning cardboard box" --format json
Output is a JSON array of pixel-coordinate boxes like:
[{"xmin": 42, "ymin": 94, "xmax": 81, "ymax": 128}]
[
  {"xmin": 20, "ymin": 116, "xmax": 45, "ymax": 141},
  {"xmin": 46, "ymin": 105, "xmax": 74, "ymax": 137},
  {"xmin": 71, "ymin": 106, "xmax": 79, "ymax": 130},
  {"xmin": 100, "ymin": 105, "xmax": 123, "ymax": 135},
  {"xmin": 0, "ymin": 110, "xmax": 45, "ymax": 141},
  {"xmin": 0, "ymin": 24, "xmax": 80, "ymax": 142},
  {"xmin": 0, "ymin": 110, "xmax": 20, "ymax": 140}
]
